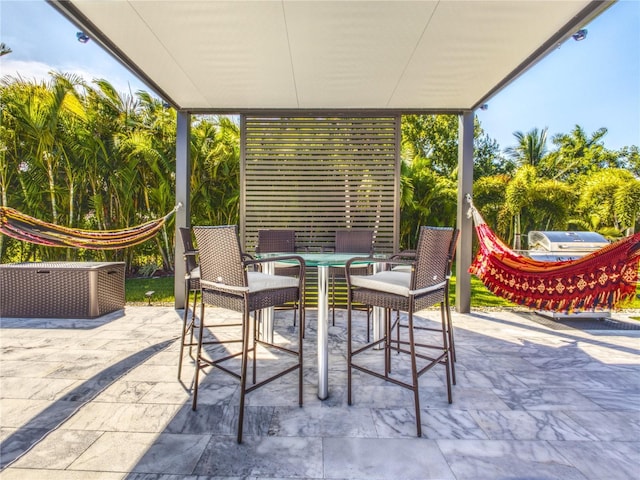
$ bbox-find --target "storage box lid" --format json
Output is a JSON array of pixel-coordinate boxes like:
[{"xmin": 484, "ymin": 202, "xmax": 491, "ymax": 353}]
[{"xmin": 0, "ymin": 261, "xmax": 125, "ymax": 270}]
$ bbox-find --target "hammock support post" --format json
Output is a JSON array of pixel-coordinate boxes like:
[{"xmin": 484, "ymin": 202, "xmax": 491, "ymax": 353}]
[
  {"xmin": 175, "ymin": 110, "xmax": 192, "ymax": 310},
  {"xmin": 455, "ymin": 112, "xmax": 475, "ymax": 313}
]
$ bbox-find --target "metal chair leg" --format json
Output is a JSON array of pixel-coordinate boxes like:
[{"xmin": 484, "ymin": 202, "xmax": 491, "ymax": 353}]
[
  {"xmin": 177, "ymin": 283, "xmax": 190, "ymax": 380},
  {"xmin": 440, "ymin": 302, "xmax": 453, "ymax": 404},
  {"xmin": 188, "ymin": 289, "xmax": 199, "ymax": 357},
  {"xmin": 385, "ymin": 308, "xmax": 391, "ymax": 376},
  {"xmin": 192, "ymin": 300, "xmax": 206, "ymax": 410},
  {"xmin": 347, "ymin": 297, "xmax": 353, "ymax": 406},
  {"xmin": 252, "ymin": 311, "xmax": 258, "ymax": 385},
  {"xmin": 298, "ymin": 300, "xmax": 304, "ymax": 407},
  {"xmin": 237, "ymin": 311, "xmax": 251, "ymax": 443},
  {"xmin": 178, "ymin": 281, "xmax": 191, "ymax": 380},
  {"xmin": 179, "ymin": 285, "xmax": 200, "ymax": 380},
  {"xmin": 407, "ymin": 311, "xmax": 422, "ymax": 437},
  {"xmin": 445, "ymin": 293, "xmax": 456, "ymax": 385},
  {"xmin": 331, "ymin": 273, "xmax": 336, "ymax": 326}
]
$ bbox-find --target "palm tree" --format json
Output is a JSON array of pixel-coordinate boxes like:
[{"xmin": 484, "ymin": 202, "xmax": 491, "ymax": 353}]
[
  {"xmin": 504, "ymin": 165, "xmax": 536, "ymax": 249},
  {"xmin": 138, "ymin": 92, "xmax": 177, "ymax": 269},
  {"xmin": 0, "ymin": 83, "xmax": 18, "ymax": 208},
  {"xmin": 577, "ymin": 169, "xmax": 640, "ymax": 237},
  {"xmin": 191, "ymin": 116, "xmax": 241, "ymax": 226},
  {"xmin": 543, "ymin": 125, "xmax": 618, "ymax": 181},
  {"xmin": 401, "ymin": 114, "xmax": 460, "ymax": 176},
  {"xmin": 398, "ymin": 154, "xmax": 457, "ymax": 248},
  {"xmin": 505, "ymin": 127, "xmax": 548, "ymax": 167},
  {"xmin": 472, "ymin": 174, "xmax": 510, "ymax": 239},
  {"xmin": 503, "ymin": 164, "xmax": 580, "ymax": 249},
  {"xmin": 3, "ymin": 74, "xmax": 85, "ymax": 225},
  {"xmin": 77, "ymin": 79, "xmax": 138, "ymax": 233}
]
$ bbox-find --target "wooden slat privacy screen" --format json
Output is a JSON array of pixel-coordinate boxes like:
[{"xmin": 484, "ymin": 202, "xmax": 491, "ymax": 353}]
[{"xmin": 241, "ymin": 114, "xmax": 400, "ymax": 255}]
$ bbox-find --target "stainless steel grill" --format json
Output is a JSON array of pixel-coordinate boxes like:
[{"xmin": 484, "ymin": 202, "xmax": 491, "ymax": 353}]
[
  {"xmin": 526, "ymin": 231, "xmax": 611, "ymax": 319},
  {"xmin": 527, "ymin": 231, "xmax": 610, "ymax": 262}
]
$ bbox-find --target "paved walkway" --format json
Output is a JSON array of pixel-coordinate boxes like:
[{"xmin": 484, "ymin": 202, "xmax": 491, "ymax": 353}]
[{"xmin": 1, "ymin": 306, "xmax": 638, "ymax": 479}]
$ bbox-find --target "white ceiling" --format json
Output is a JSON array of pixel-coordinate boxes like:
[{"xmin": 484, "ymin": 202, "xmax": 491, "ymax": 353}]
[{"xmin": 49, "ymin": 0, "xmax": 611, "ymax": 112}]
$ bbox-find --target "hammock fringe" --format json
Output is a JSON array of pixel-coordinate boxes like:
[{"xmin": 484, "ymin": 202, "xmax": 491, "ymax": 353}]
[
  {"xmin": 465, "ymin": 195, "xmax": 640, "ymax": 312},
  {"xmin": 0, "ymin": 205, "xmax": 180, "ymax": 250}
]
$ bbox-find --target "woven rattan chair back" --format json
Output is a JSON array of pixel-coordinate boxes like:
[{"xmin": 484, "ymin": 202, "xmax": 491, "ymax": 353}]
[
  {"xmin": 412, "ymin": 226, "xmax": 457, "ymax": 294},
  {"xmin": 335, "ymin": 229, "xmax": 374, "ymax": 254},
  {"xmin": 255, "ymin": 229, "xmax": 302, "ymax": 328},
  {"xmin": 331, "ymin": 229, "xmax": 374, "ymax": 329},
  {"xmin": 193, "ymin": 225, "xmax": 247, "ymax": 290},
  {"xmin": 256, "ymin": 229, "xmax": 296, "ymax": 254},
  {"xmin": 179, "ymin": 227, "xmax": 199, "ymax": 280}
]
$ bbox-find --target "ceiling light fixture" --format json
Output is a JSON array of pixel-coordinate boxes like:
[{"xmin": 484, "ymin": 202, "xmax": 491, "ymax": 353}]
[
  {"xmin": 76, "ymin": 32, "xmax": 90, "ymax": 44},
  {"xmin": 572, "ymin": 29, "xmax": 587, "ymax": 41}
]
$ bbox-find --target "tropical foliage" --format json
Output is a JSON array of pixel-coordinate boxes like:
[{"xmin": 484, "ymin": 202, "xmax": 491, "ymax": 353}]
[
  {"xmin": 477, "ymin": 126, "xmax": 640, "ymax": 248},
  {"xmin": 1, "ymin": 75, "xmax": 638, "ymax": 270},
  {"xmin": 0, "ymin": 74, "xmax": 237, "ymax": 272}
]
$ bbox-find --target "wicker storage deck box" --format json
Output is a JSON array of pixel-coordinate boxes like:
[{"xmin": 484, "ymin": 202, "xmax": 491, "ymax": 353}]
[{"xmin": 0, "ymin": 262, "xmax": 125, "ymax": 318}]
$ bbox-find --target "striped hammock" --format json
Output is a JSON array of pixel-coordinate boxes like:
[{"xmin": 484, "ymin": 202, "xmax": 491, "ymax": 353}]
[
  {"xmin": 466, "ymin": 197, "xmax": 640, "ymax": 312},
  {"xmin": 0, "ymin": 205, "xmax": 179, "ymax": 250}
]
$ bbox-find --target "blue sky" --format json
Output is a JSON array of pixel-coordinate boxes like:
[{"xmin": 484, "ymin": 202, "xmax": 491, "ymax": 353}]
[
  {"xmin": 476, "ymin": 0, "xmax": 640, "ymax": 153},
  {"xmin": 1, "ymin": 0, "xmax": 638, "ymax": 152}
]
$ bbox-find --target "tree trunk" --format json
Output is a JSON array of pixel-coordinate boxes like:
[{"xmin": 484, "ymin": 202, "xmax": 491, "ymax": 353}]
[{"xmin": 513, "ymin": 212, "xmax": 522, "ymax": 250}]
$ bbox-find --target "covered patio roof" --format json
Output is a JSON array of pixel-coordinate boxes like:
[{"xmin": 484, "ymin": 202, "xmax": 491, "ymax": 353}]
[
  {"xmin": 47, "ymin": 0, "xmax": 614, "ymax": 312},
  {"xmin": 48, "ymin": 0, "xmax": 610, "ymax": 112}
]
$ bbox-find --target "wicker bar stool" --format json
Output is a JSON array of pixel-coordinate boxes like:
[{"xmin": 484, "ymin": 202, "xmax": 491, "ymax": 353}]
[
  {"xmin": 330, "ymin": 229, "xmax": 374, "ymax": 336},
  {"xmin": 389, "ymin": 246, "xmax": 458, "ymax": 384},
  {"xmin": 177, "ymin": 227, "xmax": 200, "ymax": 380},
  {"xmin": 192, "ymin": 225, "xmax": 305, "ymax": 443},
  {"xmin": 256, "ymin": 229, "xmax": 304, "ymax": 331},
  {"xmin": 345, "ymin": 226, "xmax": 459, "ymax": 437}
]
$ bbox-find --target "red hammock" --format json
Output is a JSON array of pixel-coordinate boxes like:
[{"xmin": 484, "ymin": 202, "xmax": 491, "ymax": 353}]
[
  {"xmin": 0, "ymin": 205, "xmax": 179, "ymax": 250},
  {"xmin": 467, "ymin": 200, "xmax": 640, "ymax": 312}
]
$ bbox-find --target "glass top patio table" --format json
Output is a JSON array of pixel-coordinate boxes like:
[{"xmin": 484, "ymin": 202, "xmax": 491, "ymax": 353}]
[
  {"xmin": 258, "ymin": 252, "xmax": 379, "ymax": 266},
  {"xmin": 257, "ymin": 252, "xmax": 384, "ymax": 400}
]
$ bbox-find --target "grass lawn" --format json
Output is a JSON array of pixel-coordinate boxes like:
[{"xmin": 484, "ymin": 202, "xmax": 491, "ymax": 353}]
[
  {"xmin": 126, "ymin": 276, "xmax": 175, "ymax": 304},
  {"xmin": 449, "ymin": 275, "xmax": 516, "ymax": 308},
  {"xmin": 126, "ymin": 275, "xmax": 640, "ymax": 310},
  {"xmin": 450, "ymin": 275, "xmax": 640, "ymax": 310}
]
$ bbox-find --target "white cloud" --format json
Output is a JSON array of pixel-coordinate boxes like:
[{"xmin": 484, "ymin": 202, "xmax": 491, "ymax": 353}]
[
  {"xmin": 1, "ymin": 58, "xmax": 53, "ymax": 83},
  {"xmin": 0, "ymin": 58, "xmax": 150, "ymax": 97}
]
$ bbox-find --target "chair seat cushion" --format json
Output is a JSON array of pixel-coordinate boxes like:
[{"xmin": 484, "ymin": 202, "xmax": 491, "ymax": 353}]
[
  {"xmin": 248, "ymin": 271, "xmax": 299, "ymax": 292},
  {"xmin": 351, "ymin": 271, "xmax": 411, "ymax": 296},
  {"xmin": 351, "ymin": 271, "xmax": 446, "ymax": 297},
  {"xmin": 391, "ymin": 264, "xmax": 412, "ymax": 273},
  {"xmin": 273, "ymin": 262, "xmax": 299, "ymax": 270},
  {"xmin": 189, "ymin": 266, "xmax": 201, "ymax": 279}
]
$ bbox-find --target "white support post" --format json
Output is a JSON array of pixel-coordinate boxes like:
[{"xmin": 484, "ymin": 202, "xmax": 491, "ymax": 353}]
[
  {"xmin": 174, "ymin": 110, "xmax": 191, "ymax": 309},
  {"xmin": 456, "ymin": 111, "xmax": 474, "ymax": 313}
]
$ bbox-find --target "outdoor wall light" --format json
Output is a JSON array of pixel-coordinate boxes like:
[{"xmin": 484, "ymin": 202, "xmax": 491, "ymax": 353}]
[
  {"xmin": 76, "ymin": 32, "xmax": 90, "ymax": 44},
  {"xmin": 572, "ymin": 29, "xmax": 587, "ymax": 41}
]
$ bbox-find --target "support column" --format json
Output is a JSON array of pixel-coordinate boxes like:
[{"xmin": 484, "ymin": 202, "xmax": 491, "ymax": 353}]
[
  {"xmin": 456, "ymin": 111, "xmax": 474, "ymax": 313},
  {"xmin": 317, "ymin": 265, "xmax": 329, "ymax": 400},
  {"xmin": 174, "ymin": 110, "xmax": 191, "ymax": 309}
]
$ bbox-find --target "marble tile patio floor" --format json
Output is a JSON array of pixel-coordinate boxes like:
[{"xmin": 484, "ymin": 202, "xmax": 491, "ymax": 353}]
[{"xmin": 1, "ymin": 305, "xmax": 639, "ymax": 479}]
